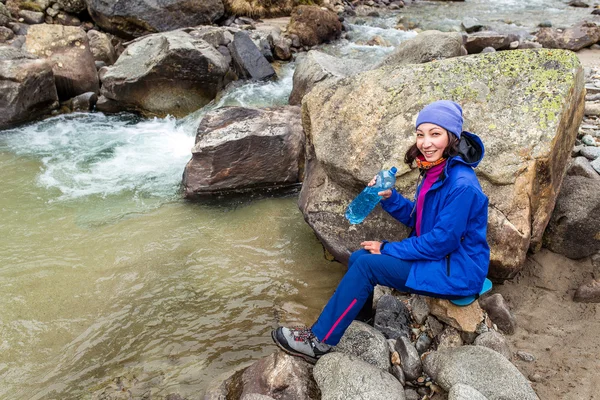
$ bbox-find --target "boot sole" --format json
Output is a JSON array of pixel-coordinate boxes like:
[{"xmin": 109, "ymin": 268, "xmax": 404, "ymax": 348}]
[{"xmin": 271, "ymin": 330, "xmax": 318, "ymax": 364}]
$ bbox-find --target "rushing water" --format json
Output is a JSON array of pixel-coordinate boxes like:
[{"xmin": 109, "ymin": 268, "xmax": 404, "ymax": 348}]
[{"xmin": 0, "ymin": 1, "xmax": 594, "ymax": 398}]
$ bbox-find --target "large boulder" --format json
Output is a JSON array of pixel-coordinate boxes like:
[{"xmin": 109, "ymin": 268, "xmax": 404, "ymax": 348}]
[
  {"xmin": 335, "ymin": 321, "xmax": 391, "ymax": 371},
  {"xmin": 0, "ymin": 45, "xmax": 58, "ymax": 129},
  {"xmin": 423, "ymin": 346, "xmax": 539, "ymax": 400},
  {"xmin": 100, "ymin": 30, "xmax": 230, "ymax": 117},
  {"xmin": 314, "ymin": 352, "xmax": 405, "ymax": 400},
  {"xmin": 24, "ymin": 24, "xmax": 99, "ymax": 100},
  {"xmin": 289, "ymin": 50, "xmax": 374, "ymax": 105},
  {"xmin": 183, "ymin": 106, "xmax": 304, "ymax": 197},
  {"xmin": 298, "ymin": 49, "xmax": 584, "ymax": 279},
  {"xmin": 543, "ymin": 175, "xmax": 600, "ymax": 259},
  {"xmin": 229, "ymin": 31, "xmax": 275, "ymax": 80},
  {"xmin": 86, "ymin": 0, "xmax": 225, "ymax": 39},
  {"xmin": 536, "ymin": 21, "xmax": 600, "ymax": 51},
  {"xmin": 378, "ymin": 30, "xmax": 464, "ymax": 67},
  {"xmin": 287, "ymin": 5, "xmax": 341, "ymax": 47}
]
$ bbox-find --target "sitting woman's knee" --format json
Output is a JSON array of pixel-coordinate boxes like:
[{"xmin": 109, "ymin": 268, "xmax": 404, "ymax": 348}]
[{"xmin": 348, "ymin": 249, "xmax": 371, "ymax": 269}]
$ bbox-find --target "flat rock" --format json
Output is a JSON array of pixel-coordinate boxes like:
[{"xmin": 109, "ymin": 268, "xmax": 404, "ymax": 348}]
[
  {"xmin": 335, "ymin": 321, "xmax": 391, "ymax": 371},
  {"xmin": 425, "ymin": 297, "xmax": 484, "ymax": 333},
  {"xmin": 464, "ymin": 31, "xmax": 510, "ymax": 53}
]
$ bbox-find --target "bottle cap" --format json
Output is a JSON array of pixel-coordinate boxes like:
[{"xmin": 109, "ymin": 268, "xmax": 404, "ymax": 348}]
[{"xmin": 390, "ymin": 166, "xmax": 398, "ymax": 175}]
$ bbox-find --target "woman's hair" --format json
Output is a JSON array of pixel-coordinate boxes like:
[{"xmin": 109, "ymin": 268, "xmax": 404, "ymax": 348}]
[{"xmin": 404, "ymin": 132, "xmax": 460, "ymax": 166}]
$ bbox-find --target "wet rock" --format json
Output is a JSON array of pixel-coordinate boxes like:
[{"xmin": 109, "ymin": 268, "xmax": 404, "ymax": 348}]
[
  {"xmin": 437, "ymin": 326, "xmax": 463, "ymax": 351},
  {"xmin": 87, "ymin": 29, "xmax": 116, "ymax": 65},
  {"xmin": 543, "ymin": 175, "xmax": 600, "ymax": 259},
  {"xmin": 568, "ymin": 0, "xmax": 589, "ymax": 7},
  {"xmin": 478, "ymin": 294, "xmax": 517, "ymax": 335},
  {"xmin": 229, "ymin": 31, "xmax": 275, "ymax": 80},
  {"xmin": 378, "ymin": 30, "xmax": 463, "ymax": 67},
  {"xmin": 183, "ymin": 106, "xmax": 304, "ymax": 197},
  {"xmin": 464, "ymin": 31, "xmax": 510, "ymax": 53},
  {"xmin": 516, "ymin": 350, "xmax": 535, "ymax": 362},
  {"xmin": 56, "ymin": 0, "xmax": 86, "ymax": 14},
  {"xmin": 24, "ymin": 24, "xmax": 98, "ymax": 100},
  {"xmin": 87, "ymin": 0, "xmax": 225, "ymax": 39},
  {"xmin": 415, "ymin": 332, "xmax": 432, "ymax": 354},
  {"xmin": 287, "ymin": 5, "xmax": 342, "ymax": 47},
  {"xmin": 289, "ymin": 50, "xmax": 373, "ymax": 105},
  {"xmin": 314, "ymin": 352, "xmax": 405, "ymax": 400},
  {"xmin": 395, "ymin": 336, "xmax": 422, "ymax": 381},
  {"xmin": 410, "ymin": 295, "xmax": 429, "ymax": 325},
  {"xmin": 374, "ymin": 294, "xmax": 411, "ymax": 340},
  {"xmin": 474, "ymin": 330, "xmax": 511, "ymax": 359},
  {"xmin": 536, "ymin": 21, "xmax": 600, "ymax": 51},
  {"xmin": 94, "ymin": 95, "xmax": 122, "ymax": 113},
  {"xmin": 298, "ymin": 49, "xmax": 584, "ymax": 278},
  {"xmin": 100, "ymin": 30, "xmax": 230, "ymax": 117},
  {"xmin": 336, "ymin": 321, "xmax": 391, "ymax": 370},
  {"xmin": 448, "ymin": 383, "xmax": 487, "ymax": 400},
  {"xmin": 425, "ymin": 297, "xmax": 483, "ymax": 333},
  {"xmin": 581, "ymin": 146, "xmax": 600, "ymax": 160},
  {"xmin": 423, "ymin": 346, "xmax": 539, "ymax": 400},
  {"xmin": 538, "ymin": 21, "xmax": 552, "ymax": 28},
  {"xmin": 573, "ymin": 279, "xmax": 600, "ymax": 302},
  {"xmin": 0, "ymin": 46, "xmax": 58, "ymax": 129}
]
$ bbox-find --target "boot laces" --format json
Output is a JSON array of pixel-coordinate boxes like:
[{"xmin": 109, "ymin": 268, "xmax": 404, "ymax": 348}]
[{"xmin": 290, "ymin": 326, "xmax": 316, "ymax": 343}]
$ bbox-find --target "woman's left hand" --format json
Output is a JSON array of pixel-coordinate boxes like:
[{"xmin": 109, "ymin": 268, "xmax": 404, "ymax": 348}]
[{"xmin": 361, "ymin": 241, "xmax": 382, "ymax": 254}]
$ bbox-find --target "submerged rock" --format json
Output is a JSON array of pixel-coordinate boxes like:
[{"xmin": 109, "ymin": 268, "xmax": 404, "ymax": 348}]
[{"xmin": 299, "ymin": 49, "xmax": 584, "ymax": 279}]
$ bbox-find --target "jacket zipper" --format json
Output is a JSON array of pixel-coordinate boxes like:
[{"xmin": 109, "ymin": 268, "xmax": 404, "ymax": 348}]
[{"xmin": 446, "ymin": 254, "xmax": 451, "ymax": 276}]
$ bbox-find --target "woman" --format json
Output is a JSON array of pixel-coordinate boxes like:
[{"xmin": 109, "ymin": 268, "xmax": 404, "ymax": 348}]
[{"xmin": 272, "ymin": 100, "xmax": 490, "ymax": 363}]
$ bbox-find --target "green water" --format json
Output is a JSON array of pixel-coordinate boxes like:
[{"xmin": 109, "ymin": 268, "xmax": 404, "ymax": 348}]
[{"xmin": 0, "ymin": 149, "xmax": 344, "ymax": 399}]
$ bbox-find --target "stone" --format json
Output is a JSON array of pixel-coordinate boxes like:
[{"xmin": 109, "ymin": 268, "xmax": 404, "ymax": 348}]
[
  {"xmin": 87, "ymin": 29, "xmax": 116, "ymax": 65},
  {"xmin": 415, "ymin": 332, "xmax": 432, "ymax": 354},
  {"xmin": 448, "ymin": 383, "xmax": 488, "ymax": 400},
  {"xmin": 229, "ymin": 31, "xmax": 275, "ymax": 80},
  {"xmin": 581, "ymin": 146, "xmax": 600, "ymax": 160},
  {"xmin": 464, "ymin": 31, "xmax": 511, "ymax": 53},
  {"xmin": 289, "ymin": 50, "xmax": 373, "ymax": 105},
  {"xmin": 287, "ymin": 5, "xmax": 342, "ymax": 47},
  {"xmin": 410, "ymin": 295, "xmax": 429, "ymax": 325},
  {"xmin": 0, "ymin": 3, "xmax": 10, "ymax": 27},
  {"xmin": 69, "ymin": 91, "xmax": 98, "ymax": 111},
  {"xmin": 425, "ymin": 297, "xmax": 484, "ymax": 333},
  {"xmin": 314, "ymin": 352, "xmax": 405, "ymax": 400},
  {"xmin": 95, "ymin": 95, "xmax": 122, "ymax": 114},
  {"xmin": 395, "ymin": 336, "xmax": 422, "ymax": 381},
  {"xmin": 18, "ymin": 9, "xmax": 44, "ymax": 24},
  {"xmin": 391, "ymin": 364, "xmax": 406, "ymax": 385},
  {"xmin": 241, "ymin": 394, "xmax": 275, "ymax": 400},
  {"xmin": 183, "ymin": 106, "xmax": 304, "ymax": 197},
  {"xmin": 478, "ymin": 294, "xmax": 517, "ymax": 335},
  {"xmin": 573, "ymin": 279, "xmax": 600, "ymax": 302},
  {"xmin": 518, "ymin": 41, "xmax": 543, "ymax": 49},
  {"xmin": 585, "ymin": 101, "xmax": 600, "ymax": 116},
  {"xmin": 461, "ymin": 17, "xmax": 483, "ymax": 33},
  {"xmin": 271, "ymin": 35, "xmax": 291, "ymax": 61},
  {"xmin": 423, "ymin": 346, "xmax": 539, "ymax": 400},
  {"xmin": 87, "ymin": 0, "xmax": 224, "ymax": 39},
  {"xmin": 24, "ymin": 24, "xmax": 98, "ymax": 100},
  {"xmin": 481, "ymin": 46, "xmax": 496, "ymax": 53},
  {"xmin": 298, "ymin": 49, "xmax": 584, "ymax": 280},
  {"xmin": 0, "ymin": 46, "xmax": 59, "ymax": 129},
  {"xmin": 57, "ymin": 0, "xmax": 86, "ymax": 14},
  {"xmin": 378, "ymin": 30, "xmax": 463, "ymax": 67},
  {"xmin": 516, "ymin": 350, "xmax": 536, "ymax": 362},
  {"xmin": 54, "ymin": 11, "xmax": 80, "ymax": 26},
  {"xmin": 568, "ymin": 0, "xmax": 589, "ymax": 7},
  {"xmin": 404, "ymin": 389, "xmax": 420, "ymax": 400},
  {"xmin": 536, "ymin": 21, "xmax": 600, "ymax": 51},
  {"xmin": 473, "ymin": 330, "xmax": 511, "ymax": 359},
  {"xmin": 100, "ymin": 30, "xmax": 230, "ymax": 118},
  {"xmin": 0, "ymin": 25, "xmax": 13, "ymax": 41},
  {"xmin": 569, "ymin": 156, "xmax": 600, "ymax": 180},
  {"xmin": 543, "ymin": 175, "xmax": 600, "ymax": 259},
  {"xmin": 335, "ymin": 321, "xmax": 391, "ymax": 370},
  {"xmin": 437, "ymin": 327, "xmax": 463, "ymax": 351},
  {"xmin": 582, "ymin": 134, "xmax": 597, "ymax": 146},
  {"xmin": 374, "ymin": 294, "xmax": 411, "ymax": 340},
  {"xmin": 594, "ymin": 157, "xmax": 600, "ymax": 173},
  {"xmin": 426, "ymin": 316, "xmax": 444, "ymax": 338}
]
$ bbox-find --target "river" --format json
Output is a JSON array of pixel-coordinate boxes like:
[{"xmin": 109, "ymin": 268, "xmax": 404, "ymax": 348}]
[{"xmin": 0, "ymin": 1, "xmax": 595, "ymax": 398}]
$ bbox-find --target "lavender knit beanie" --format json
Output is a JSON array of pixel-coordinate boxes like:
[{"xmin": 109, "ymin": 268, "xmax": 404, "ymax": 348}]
[{"xmin": 415, "ymin": 100, "xmax": 463, "ymax": 139}]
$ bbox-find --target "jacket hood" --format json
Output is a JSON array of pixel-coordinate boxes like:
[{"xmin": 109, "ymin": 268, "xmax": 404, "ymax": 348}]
[{"xmin": 450, "ymin": 130, "xmax": 484, "ymax": 168}]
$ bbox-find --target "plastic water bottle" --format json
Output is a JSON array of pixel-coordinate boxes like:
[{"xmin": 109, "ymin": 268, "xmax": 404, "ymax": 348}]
[{"xmin": 345, "ymin": 167, "xmax": 398, "ymax": 225}]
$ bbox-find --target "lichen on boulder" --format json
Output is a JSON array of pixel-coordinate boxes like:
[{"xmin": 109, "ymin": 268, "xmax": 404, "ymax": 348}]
[{"xmin": 299, "ymin": 49, "xmax": 584, "ymax": 280}]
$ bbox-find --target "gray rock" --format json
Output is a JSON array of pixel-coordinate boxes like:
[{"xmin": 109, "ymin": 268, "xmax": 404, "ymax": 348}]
[
  {"xmin": 0, "ymin": 46, "xmax": 59, "ymax": 129},
  {"xmin": 448, "ymin": 383, "xmax": 488, "ymax": 400},
  {"xmin": 378, "ymin": 30, "xmax": 463, "ymax": 67},
  {"xmin": 314, "ymin": 352, "xmax": 405, "ymax": 400},
  {"xmin": 410, "ymin": 295, "xmax": 429, "ymax": 325},
  {"xmin": 272, "ymin": 35, "xmax": 291, "ymax": 61},
  {"xmin": 336, "ymin": 321, "xmax": 391, "ymax": 370},
  {"xmin": 423, "ymin": 346, "xmax": 539, "ymax": 400},
  {"xmin": 516, "ymin": 350, "xmax": 536, "ymax": 362},
  {"xmin": 592, "ymin": 157, "xmax": 600, "ymax": 174},
  {"xmin": 87, "ymin": 29, "xmax": 116, "ymax": 65},
  {"xmin": 582, "ymin": 134, "xmax": 597, "ymax": 146},
  {"xmin": 241, "ymin": 394, "xmax": 276, "ymax": 400},
  {"xmin": 584, "ymin": 101, "xmax": 600, "ymax": 116},
  {"xmin": 390, "ymin": 364, "xmax": 406, "ymax": 385},
  {"xmin": 95, "ymin": 94, "xmax": 123, "ymax": 114},
  {"xmin": 481, "ymin": 46, "xmax": 496, "ymax": 53},
  {"xmin": 18, "ymin": 10, "xmax": 45, "ymax": 24},
  {"xmin": 57, "ymin": 0, "xmax": 86, "ymax": 14},
  {"xmin": 415, "ymin": 332, "xmax": 432, "ymax": 354},
  {"xmin": 464, "ymin": 31, "xmax": 511, "ymax": 53},
  {"xmin": 538, "ymin": 21, "xmax": 552, "ymax": 28},
  {"xmin": 229, "ymin": 31, "xmax": 275, "ymax": 81},
  {"xmin": 395, "ymin": 336, "xmax": 422, "ymax": 381},
  {"xmin": 581, "ymin": 146, "xmax": 600, "ymax": 159},
  {"xmin": 437, "ymin": 326, "xmax": 463, "ymax": 351},
  {"xmin": 404, "ymin": 389, "xmax": 420, "ymax": 400},
  {"xmin": 543, "ymin": 175, "xmax": 600, "ymax": 259},
  {"xmin": 461, "ymin": 17, "xmax": 483, "ymax": 33},
  {"xmin": 290, "ymin": 50, "xmax": 373, "ymax": 105},
  {"xmin": 478, "ymin": 294, "xmax": 517, "ymax": 335},
  {"xmin": 473, "ymin": 330, "xmax": 511, "ymax": 359},
  {"xmin": 183, "ymin": 106, "xmax": 304, "ymax": 197},
  {"xmin": 573, "ymin": 279, "xmax": 600, "ymax": 302},
  {"xmin": 87, "ymin": 0, "xmax": 224, "ymax": 38},
  {"xmin": 567, "ymin": 156, "xmax": 600, "ymax": 180},
  {"xmin": 427, "ymin": 316, "xmax": 444, "ymax": 338},
  {"xmin": 518, "ymin": 40, "xmax": 543, "ymax": 49},
  {"xmin": 100, "ymin": 29, "xmax": 230, "ymax": 117},
  {"xmin": 374, "ymin": 294, "xmax": 411, "ymax": 340},
  {"xmin": 69, "ymin": 91, "xmax": 98, "ymax": 111},
  {"xmin": 0, "ymin": 25, "xmax": 13, "ymax": 41},
  {"xmin": 0, "ymin": 3, "xmax": 10, "ymax": 27}
]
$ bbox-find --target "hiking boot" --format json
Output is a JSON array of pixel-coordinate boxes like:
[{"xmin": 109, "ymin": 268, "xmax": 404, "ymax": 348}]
[{"xmin": 271, "ymin": 326, "xmax": 332, "ymax": 363}]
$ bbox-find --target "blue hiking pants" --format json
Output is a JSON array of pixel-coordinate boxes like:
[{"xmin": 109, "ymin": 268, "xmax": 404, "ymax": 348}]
[{"xmin": 311, "ymin": 249, "xmax": 459, "ymax": 345}]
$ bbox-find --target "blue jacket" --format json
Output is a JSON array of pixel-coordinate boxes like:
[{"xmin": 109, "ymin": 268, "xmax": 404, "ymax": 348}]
[{"xmin": 380, "ymin": 131, "xmax": 490, "ymax": 296}]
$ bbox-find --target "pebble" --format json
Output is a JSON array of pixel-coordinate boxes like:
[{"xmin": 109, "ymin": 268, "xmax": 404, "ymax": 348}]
[
  {"xmin": 529, "ymin": 373, "xmax": 543, "ymax": 382},
  {"xmin": 581, "ymin": 146, "xmax": 600, "ymax": 160},
  {"xmin": 516, "ymin": 350, "xmax": 536, "ymax": 362},
  {"xmin": 582, "ymin": 134, "xmax": 597, "ymax": 146}
]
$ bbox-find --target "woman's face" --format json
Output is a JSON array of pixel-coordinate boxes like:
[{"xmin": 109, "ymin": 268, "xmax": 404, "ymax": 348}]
[{"xmin": 416, "ymin": 123, "xmax": 450, "ymax": 162}]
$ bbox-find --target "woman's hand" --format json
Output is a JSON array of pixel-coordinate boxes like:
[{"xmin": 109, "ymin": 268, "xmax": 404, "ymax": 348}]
[
  {"xmin": 361, "ymin": 241, "xmax": 382, "ymax": 254},
  {"xmin": 367, "ymin": 175, "xmax": 392, "ymax": 199}
]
